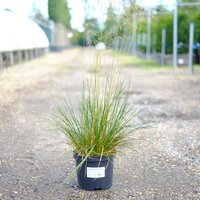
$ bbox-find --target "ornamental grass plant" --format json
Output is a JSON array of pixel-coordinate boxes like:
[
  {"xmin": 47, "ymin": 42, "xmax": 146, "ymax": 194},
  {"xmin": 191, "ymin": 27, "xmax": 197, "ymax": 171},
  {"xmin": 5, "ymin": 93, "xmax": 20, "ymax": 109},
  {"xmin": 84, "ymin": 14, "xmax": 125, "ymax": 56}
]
[
  {"xmin": 50, "ymin": 52, "xmax": 149, "ymax": 158},
  {"xmin": 49, "ymin": 1, "xmax": 151, "ymax": 176}
]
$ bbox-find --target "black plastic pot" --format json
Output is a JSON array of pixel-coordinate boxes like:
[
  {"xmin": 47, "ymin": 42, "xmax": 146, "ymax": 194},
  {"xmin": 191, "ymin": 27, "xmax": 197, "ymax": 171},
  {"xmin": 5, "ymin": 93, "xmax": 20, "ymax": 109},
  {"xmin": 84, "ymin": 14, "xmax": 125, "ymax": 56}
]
[{"xmin": 73, "ymin": 152, "xmax": 114, "ymax": 190}]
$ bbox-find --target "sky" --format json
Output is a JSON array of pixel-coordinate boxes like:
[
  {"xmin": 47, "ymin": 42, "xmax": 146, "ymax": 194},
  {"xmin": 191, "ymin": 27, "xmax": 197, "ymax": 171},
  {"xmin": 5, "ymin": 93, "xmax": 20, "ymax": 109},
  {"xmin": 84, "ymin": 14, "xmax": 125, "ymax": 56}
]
[{"xmin": 0, "ymin": 0, "xmax": 176, "ymax": 31}]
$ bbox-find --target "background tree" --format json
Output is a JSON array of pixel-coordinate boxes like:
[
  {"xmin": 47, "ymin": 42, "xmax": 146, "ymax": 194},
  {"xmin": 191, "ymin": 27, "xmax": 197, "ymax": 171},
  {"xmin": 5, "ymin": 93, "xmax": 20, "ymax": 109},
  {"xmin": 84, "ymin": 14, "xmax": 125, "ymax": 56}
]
[
  {"xmin": 48, "ymin": 0, "xmax": 71, "ymax": 29},
  {"xmin": 151, "ymin": 13, "xmax": 173, "ymax": 54},
  {"xmin": 83, "ymin": 18, "xmax": 100, "ymax": 46},
  {"xmin": 84, "ymin": 18, "xmax": 99, "ymax": 33},
  {"xmin": 150, "ymin": 3, "xmax": 200, "ymax": 54},
  {"xmin": 103, "ymin": 4, "xmax": 118, "ymax": 45},
  {"xmin": 194, "ymin": 13, "xmax": 200, "ymax": 43},
  {"xmin": 117, "ymin": 2, "xmax": 145, "ymax": 36},
  {"xmin": 71, "ymin": 31, "xmax": 86, "ymax": 46}
]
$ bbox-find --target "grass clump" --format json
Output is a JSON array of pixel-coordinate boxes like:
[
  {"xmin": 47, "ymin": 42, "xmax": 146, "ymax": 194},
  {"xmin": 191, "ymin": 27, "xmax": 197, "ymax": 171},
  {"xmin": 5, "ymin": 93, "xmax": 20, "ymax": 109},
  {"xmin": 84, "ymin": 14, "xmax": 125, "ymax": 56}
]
[{"xmin": 50, "ymin": 65, "xmax": 149, "ymax": 157}]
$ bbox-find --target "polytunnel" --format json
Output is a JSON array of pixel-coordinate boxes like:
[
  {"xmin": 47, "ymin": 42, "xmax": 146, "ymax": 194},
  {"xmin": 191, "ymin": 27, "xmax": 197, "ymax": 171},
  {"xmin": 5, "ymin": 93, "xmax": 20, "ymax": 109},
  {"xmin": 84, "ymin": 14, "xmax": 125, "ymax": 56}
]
[{"xmin": 0, "ymin": 9, "xmax": 49, "ymax": 67}]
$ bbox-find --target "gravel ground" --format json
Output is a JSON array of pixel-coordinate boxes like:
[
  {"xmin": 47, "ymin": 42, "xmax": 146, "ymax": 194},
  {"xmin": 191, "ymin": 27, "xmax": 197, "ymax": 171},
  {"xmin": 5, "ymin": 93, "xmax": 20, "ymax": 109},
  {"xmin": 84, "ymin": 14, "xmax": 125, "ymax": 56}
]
[{"xmin": 0, "ymin": 48, "xmax": 200, "ymax": 200}]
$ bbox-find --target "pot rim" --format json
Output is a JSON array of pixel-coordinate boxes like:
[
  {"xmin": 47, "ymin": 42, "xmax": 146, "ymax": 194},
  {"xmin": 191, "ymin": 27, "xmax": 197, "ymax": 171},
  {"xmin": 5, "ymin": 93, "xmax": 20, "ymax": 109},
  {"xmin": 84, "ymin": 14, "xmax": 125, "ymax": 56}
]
[{"xmin": 73, "ymin": 151, "xmax": 115, "ymax": 161}]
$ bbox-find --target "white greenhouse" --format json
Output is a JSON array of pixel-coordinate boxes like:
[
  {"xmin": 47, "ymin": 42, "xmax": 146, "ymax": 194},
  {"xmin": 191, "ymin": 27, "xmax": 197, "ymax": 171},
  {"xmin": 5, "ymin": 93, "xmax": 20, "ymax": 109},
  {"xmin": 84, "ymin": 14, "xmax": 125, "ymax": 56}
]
[{"xmin": 0, "ymin": 9, "xmax": 49, "ymax": 67}]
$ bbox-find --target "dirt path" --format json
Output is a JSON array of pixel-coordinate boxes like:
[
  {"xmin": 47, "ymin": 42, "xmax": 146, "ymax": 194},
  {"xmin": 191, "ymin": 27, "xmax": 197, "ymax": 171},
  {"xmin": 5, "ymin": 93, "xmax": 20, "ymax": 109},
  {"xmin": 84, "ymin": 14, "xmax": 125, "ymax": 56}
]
[{"xmin": 0, "ymin": 48, "xmax": 200, "ymax": 200}]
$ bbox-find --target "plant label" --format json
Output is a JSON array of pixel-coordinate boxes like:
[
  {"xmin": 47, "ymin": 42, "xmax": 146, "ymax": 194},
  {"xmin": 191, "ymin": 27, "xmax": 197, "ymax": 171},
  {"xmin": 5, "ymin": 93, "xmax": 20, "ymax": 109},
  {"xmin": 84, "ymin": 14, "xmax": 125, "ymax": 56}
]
[{"xmin": 87, "ymin": 167, "xmax": 105, "ymax": 178}]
